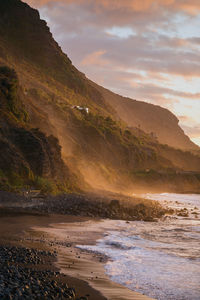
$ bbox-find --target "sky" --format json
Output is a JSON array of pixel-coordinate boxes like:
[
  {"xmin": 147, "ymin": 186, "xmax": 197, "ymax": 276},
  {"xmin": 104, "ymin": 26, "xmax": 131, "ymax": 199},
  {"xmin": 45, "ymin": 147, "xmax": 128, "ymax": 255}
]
[{"xmin": 26, "ymin": 0, "xmax": 200, "ymax": 146}]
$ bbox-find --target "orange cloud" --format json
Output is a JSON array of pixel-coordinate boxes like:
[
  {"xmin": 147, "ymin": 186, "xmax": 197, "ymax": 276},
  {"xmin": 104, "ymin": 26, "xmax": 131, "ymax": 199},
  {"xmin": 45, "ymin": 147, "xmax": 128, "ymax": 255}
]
[
  {"xmin": 181, "ymin": 124, "xmax": 200, "ymax": 138},
  {"xmin": 81, "ymin": 50, "xmax": 109, "ymax": 66},
  {"xmin": 176, "ymin": 1, "xmax": 200, "ymax": 15},
  {"xmin": 24, "ymin": 0, "xmax": 200, "ymax": 147},
  {"xmin": 26, "ymin": 0, "xmax": 200, "ymax": 15}
]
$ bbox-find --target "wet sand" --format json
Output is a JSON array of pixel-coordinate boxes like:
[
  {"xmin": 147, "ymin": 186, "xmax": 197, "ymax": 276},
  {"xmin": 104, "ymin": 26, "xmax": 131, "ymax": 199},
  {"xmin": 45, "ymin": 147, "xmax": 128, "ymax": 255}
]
[{"xmin": 0, "ymin": 211, "xmax": 154, "ymax": 300}]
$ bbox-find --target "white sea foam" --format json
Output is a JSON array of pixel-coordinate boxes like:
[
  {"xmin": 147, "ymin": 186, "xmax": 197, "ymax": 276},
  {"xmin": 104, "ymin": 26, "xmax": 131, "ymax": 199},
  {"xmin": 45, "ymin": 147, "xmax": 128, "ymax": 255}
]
[{"xmin": 78, "ymin": 194, "xmax": 200, "ymax": 300}]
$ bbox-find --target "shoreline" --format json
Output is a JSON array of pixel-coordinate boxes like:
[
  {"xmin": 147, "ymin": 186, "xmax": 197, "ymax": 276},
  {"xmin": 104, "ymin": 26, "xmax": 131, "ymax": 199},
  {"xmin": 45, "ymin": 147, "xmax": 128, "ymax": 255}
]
[{"xmin": 0, "ymin": 211, "xmax": 153, "ymax": 300}]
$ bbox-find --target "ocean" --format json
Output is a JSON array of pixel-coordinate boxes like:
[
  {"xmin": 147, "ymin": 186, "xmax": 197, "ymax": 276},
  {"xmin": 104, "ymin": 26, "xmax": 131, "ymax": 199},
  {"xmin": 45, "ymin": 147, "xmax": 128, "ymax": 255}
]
[{"xmin": 78, "ymin": 193, "xmax": 200, "ymax": 300}]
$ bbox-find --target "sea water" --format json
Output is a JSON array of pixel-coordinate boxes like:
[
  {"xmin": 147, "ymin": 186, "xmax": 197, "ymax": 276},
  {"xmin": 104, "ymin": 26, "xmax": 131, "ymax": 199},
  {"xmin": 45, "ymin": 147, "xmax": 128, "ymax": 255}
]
[{"xmin": 78, "ymin": 194, "xmax": 200, "ymax": 300}]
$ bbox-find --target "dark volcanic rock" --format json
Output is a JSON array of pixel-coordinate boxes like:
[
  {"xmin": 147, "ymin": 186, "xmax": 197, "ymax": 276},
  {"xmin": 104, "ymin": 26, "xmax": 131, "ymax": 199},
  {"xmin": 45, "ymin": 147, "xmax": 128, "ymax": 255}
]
[
  {"xmin": 35, "ymin": 193, "xmax": 167, "ymax": 221},
  {"xmin": 0, "ymin": 66, "xmax": 73, "ymax": 189},
  {"xmin": 0, "ymin": 245, "xmax": 82, "ymax": 300},
  {"xmin": 9, "ymin": 127, "xmax": 67, "ymax": 180}
]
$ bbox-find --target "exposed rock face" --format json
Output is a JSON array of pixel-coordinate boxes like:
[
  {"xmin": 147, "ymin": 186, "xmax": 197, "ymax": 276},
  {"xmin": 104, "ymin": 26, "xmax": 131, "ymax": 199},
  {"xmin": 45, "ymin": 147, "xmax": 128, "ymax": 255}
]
[
  {"xmin": 0, "ymin": 0, "xmax": 199, "ymax": 193},
  {"xmin": 94, "ymin": 83, "xmax": 198, "ymax": 151},
  {"xmin": 0, "ymin": 65, "xmax": 73, "ymax": 189},
  {"xmin": 0, "ymin": 0, "xmax": 198, "ymax": 151},
  {"xmin": 8, "ymin": 128, "xmax": 67, "ymax": 179},
  {"xmin": 0, "ymin": 0, "xmax": 106, "ymax": 108}
]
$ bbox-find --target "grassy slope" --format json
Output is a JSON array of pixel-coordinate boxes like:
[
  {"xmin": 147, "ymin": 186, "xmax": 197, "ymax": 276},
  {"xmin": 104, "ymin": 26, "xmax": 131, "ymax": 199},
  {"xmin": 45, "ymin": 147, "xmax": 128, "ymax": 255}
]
[
  {"xmin": 0, "ymin": 0, "xmax": 198, "ymax": 150},
  {"xmin": 0, "ymin": 66, "xmax": 81, "ymax": 193},
  {"xmin": 0, "ymin": 0, "xmax": 200, "ymax": 193},
  {"xmin": 93, "ymin": 82, "xmax": 199, "ymax": 151}
]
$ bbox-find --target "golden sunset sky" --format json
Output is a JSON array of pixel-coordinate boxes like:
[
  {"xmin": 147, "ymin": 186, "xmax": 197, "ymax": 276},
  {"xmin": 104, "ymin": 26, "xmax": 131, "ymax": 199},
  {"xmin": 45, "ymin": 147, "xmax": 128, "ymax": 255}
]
[{"xmin": 26, "ymin": 0, "xmax": 200, "ymax": 146}]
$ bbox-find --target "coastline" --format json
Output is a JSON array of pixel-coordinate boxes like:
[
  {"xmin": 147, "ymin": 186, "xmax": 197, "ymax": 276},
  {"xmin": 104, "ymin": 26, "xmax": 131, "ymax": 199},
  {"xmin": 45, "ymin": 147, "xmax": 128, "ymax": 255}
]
[{"xmin": 0, "ymin": 211, "xmax": 153, "ymax": 300}]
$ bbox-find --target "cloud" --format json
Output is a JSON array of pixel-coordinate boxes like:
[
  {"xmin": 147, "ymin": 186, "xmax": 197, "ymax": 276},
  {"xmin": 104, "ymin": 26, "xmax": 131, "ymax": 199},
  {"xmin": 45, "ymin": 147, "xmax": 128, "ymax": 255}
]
[
  {"xmin": 127, "ymin": 83, "xmax": 200, "ymax": 101},
  {"xmin": 81, "ymin": 50, "xmax": 109, "ymax": 66},
  {"xmin": 179, "ymin": 115, "xmax": 192, "ymax": 122},
  {"xmin": 24, "ymin": 0, "xmax": 200, "ymax": 145},
  {"xmin": 27, "ymin": 0, "xmax": 200, "ymax": 15},
  {"xmin": 67, "ymin": 32, "xmax": 200, "ymax": 78},
  {"xmin": 181, "ymin": 124, "xmax": 200, "ymax": 138},
  {"xmin": 35, "ymin": 4, "xmax": 200, "ymax": 79},
  {"xmin": 189, "ymin": 37, "xmax": 200, "ymax": 44}
]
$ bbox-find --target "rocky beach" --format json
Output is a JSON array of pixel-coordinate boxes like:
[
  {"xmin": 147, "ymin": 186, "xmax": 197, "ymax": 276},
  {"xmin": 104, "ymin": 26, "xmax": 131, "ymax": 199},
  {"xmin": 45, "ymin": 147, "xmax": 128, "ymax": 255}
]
[
  {"xmin": 0, "ymin": 1, "xmax": 200, "ymax": 299},
  {"xmin": 0, "ymin": 211, "xmax": 108, "ymax": 300},
  {"xmin": 0, "ymin": 190, "xmax": 199, "ymax": 299},
  {"xmin": 0, "ymin": 246, "xmax": 78, "ymax": 300},
  {"xmin": 0, "ymin": 190, "xmax": 159, "ymax": 300}
]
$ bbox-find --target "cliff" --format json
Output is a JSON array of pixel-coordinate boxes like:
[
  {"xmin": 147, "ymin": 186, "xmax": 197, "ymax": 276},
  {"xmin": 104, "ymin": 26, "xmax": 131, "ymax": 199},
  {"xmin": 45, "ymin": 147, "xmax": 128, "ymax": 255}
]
[
  {"xmin": 94, "ymin": 84, "xmax": 198, "ymax": 151},
  {"xmin": 0, "ymin": 66, "xmax": 78, "ymax": 193},
  {"xmin": 0, "ymin": 0, "xmax": 200, "ymax": 193}
]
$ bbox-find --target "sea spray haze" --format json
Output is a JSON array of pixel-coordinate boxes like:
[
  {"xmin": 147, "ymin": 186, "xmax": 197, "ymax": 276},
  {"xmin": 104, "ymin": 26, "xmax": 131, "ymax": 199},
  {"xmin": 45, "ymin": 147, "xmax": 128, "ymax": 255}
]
[
  {"xmin": 0, "ymin": 1, "xmax": 200, "ymax": 300},
  {"xmin": 0, "ymin": 0, "xmax": 200, "ymax": 193},
  {"xmin": 78, "ymin": 193, "xmax": 200, "ymax": 300}
]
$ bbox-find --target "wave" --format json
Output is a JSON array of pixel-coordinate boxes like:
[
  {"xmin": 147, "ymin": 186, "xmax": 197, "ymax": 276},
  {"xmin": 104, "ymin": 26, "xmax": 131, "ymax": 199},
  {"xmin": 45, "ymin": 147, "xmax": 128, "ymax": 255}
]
[
  {"xmin": 77, "ymin": 193, "xmax": 200, "ymax": 300},
  {"xmin": 105, "ymin": 240, "xmax": 135, "ymax": 251}
]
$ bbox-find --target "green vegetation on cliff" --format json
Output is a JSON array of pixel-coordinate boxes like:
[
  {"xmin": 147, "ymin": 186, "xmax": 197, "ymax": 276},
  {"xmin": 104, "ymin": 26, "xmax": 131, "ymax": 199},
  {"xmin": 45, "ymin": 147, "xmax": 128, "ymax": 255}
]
[
  {"xmin": 0, "ymin": 66, "xmax": 79, "ymax": 193},
  {"xmin": 0, "ymin": 0, "xmax": 200, "ymax": 194}
]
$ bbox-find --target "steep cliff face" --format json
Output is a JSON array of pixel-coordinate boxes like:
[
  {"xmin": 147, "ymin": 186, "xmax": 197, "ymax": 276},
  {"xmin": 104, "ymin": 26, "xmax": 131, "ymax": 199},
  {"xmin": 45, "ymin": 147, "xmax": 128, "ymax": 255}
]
[
  {"xmin": 0, "ymin": 0, "xmax": 198, "ymax": 151},
  {"xmin": 94, "ymin": 83, "xmax": 198, "ymax": 151},
  {"xmin": 0, "ymin": 66, "xmax": 78, "ymax": 192},
  {"xmin": 0, "ymin": 0, "xmax": 109, "ymax": 111},
  {"xmin": 0, "ymin": 0, "xmax": 199, "ymax": 193}
]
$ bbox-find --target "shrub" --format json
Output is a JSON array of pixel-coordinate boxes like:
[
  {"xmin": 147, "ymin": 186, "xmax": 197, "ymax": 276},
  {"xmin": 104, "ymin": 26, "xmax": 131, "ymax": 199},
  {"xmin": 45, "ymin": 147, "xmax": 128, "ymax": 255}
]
[{"xmin": 34, "ymin": 176, "xmax": 58, "ymax": 194}]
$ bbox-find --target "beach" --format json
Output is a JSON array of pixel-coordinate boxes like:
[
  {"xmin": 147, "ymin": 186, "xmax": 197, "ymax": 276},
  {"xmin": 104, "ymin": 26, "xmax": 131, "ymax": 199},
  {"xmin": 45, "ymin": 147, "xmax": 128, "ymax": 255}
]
[
  {"xmin": 0, "ymin": 210, "xmax": 153, "ymax": 300},
  {"xmin": 0, "ymin": 192, "xmax": 199, "ymax": 299}
]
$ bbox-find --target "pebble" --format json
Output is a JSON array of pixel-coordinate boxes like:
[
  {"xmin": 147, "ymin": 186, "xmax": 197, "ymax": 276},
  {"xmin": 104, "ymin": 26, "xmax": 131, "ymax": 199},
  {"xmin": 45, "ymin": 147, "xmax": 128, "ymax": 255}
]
[{"xmin": 0, "ymin": 246, "xmax": 84, "ymax": 299}]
